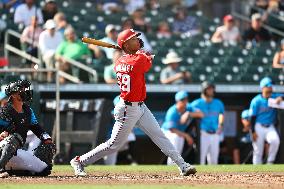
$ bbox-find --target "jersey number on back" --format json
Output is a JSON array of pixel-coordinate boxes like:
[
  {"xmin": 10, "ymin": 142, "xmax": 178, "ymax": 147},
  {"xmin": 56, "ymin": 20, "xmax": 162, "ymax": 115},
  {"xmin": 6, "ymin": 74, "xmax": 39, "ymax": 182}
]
[{"xmin": 117, "ymin": 73, "xmax": 130, "ymax": 92}]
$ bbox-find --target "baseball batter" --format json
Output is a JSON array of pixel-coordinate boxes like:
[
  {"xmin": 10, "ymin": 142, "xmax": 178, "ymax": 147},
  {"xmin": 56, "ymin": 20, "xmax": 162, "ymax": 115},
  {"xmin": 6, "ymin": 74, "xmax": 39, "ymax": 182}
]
[
  {"xmin": 191, "ymin": 81, "xmax": 225, "ymax": 165},
  {"xmin": 70, "ymin": 29, "xmax": 196, "ymax": 176},
  {"xmin": 162, "ymin": 91, "xmax": 204, "ymax": 165},
  {"xmin": 249, "ymin": 77, "xmax": 283, "ymax": 164}
]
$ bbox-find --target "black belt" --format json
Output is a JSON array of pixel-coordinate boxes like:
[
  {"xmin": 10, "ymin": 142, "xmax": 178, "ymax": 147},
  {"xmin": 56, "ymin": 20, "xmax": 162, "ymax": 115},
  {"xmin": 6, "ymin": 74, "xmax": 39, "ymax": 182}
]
[
  {"xmin": 260, "ymin": 124, "xmax": 271, "ymax": 128},
  {"xmin": 204, "ymin": 130, "xmax": 217, "ymax": 134},
  {"xmin": 124, "ymin": 101, "xmax": 144, "ymax": 106}
]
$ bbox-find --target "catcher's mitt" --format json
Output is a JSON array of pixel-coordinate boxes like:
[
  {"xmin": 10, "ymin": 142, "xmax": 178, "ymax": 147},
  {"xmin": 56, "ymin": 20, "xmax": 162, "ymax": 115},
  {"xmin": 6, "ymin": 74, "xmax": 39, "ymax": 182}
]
[{"xmin": 34, "ymin": 142, "xmax": 56, "ymax": 166}]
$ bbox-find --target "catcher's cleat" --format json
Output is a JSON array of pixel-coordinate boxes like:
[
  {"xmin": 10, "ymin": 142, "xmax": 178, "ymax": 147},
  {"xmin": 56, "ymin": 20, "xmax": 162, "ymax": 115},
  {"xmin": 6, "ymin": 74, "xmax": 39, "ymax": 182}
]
[
  {"xmin": 179, "ymin": 163, "xmax": 197, "ymax": 176},
  {"xmin": 0, "ymin": 171, "xmax": 9, "ymax": 178},
  {"xmin": 70, "ymin": 156, "xmax": 87, "ymax": 177}
]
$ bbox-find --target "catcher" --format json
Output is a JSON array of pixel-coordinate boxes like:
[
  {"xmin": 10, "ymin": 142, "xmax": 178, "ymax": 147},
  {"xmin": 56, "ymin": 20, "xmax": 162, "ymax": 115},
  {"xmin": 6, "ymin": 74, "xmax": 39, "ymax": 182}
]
[{"xmin": 0, "ymin": 80, "xmax": 56, "ymax": 177}]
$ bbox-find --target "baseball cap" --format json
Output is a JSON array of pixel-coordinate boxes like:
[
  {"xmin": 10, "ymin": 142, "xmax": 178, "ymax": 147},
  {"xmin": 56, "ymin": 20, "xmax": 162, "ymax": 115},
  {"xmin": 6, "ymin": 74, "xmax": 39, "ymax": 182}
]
[
  {"xmin": 44, "ymin": 19, "xmax": 56, "ymax": 29},
  {"xmin": 241, "ymin": 109, "xmax": 250, "ymax": 120},
  {"xmin": 0, "ymin": 92, "xmax": 6, "ymax": 100},
  {"xmin": 117, "ymin": 29, "xmax": 141, "ymax": 49},
  {"xmin": 260, "ymin": 77, "xmax": 273, "ymax": 88},
  {"xmin": 105, "ymin": 24, "xmax": 116, "ymax": 35},
  {"xmin": 223, "ymin": 14, "xmax": 234, "ymax": 22},
  {"xmin": 175, "ymin": 91, "xmax": 188, "ymax": 102},
  {"xmin": 251, "ymin": 13, "xmax": 262, "ymax": 21}
]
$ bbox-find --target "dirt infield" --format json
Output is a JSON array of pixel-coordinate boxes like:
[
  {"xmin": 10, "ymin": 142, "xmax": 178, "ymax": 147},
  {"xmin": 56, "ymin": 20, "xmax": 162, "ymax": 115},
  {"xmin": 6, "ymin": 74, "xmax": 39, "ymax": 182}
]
[{"xmin": 2, "ymin": 171, "xmax": 284, "ymax": 189}]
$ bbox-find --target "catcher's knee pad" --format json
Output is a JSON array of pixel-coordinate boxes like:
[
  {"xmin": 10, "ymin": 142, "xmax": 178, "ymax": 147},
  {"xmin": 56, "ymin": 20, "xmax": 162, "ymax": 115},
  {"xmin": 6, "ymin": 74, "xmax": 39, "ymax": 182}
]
[
  {"xmin": 34, "ymin": 142, "xmax": 56, "ymax": 166},
  {"xmin": 0, "ymin": 134, "xmax": 22, "ymax": 169}
]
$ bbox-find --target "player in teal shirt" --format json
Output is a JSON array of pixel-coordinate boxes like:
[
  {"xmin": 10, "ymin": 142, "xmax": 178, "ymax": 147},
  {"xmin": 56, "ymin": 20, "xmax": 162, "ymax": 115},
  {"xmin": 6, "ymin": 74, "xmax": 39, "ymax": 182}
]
[
  {"xmin": 162, "ymin": 91, "xmax": 203, "ymax": 165},
  {"xmin": 191, "ymin": 81, "xmax": 225, "ymax": 165},
  {"xmin": 249, "ymin": 77, "xmax": 283, "ymax": 164}
]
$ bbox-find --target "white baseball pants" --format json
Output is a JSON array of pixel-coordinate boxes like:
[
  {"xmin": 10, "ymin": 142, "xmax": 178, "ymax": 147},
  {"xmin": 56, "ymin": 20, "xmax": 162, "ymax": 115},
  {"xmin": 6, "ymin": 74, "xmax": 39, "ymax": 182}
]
[
  {"xmin": 79, "ymin": 100, "xmax": 187, "ymax": 168},
  {"xmin": 253, "ymin": 123, "xmax": 280, "ymax": 164},
  {"xmin": 104, "ymin": 132, "xmax": 136, "ymax": 165},
  {"xmin": 25, "ymin": 131, "xmax": 41, "ymax": 153},
  {"xmin": 5, "ymin": 149, "xmax": 48, "ymax": 173},
  {"xmin": 200, "ymin": 130, "xmax": 220, "ymax": 165},
  {"xmin": 163, "ymin": 130, "xmax": 185, "ymax": 165}
]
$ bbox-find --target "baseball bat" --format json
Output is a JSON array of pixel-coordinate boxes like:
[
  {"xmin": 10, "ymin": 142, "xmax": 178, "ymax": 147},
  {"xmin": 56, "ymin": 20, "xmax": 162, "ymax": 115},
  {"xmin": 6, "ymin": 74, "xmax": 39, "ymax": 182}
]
[{"xmin": 82, "ymin": 37, "xmax": 121, "ymax": 50}]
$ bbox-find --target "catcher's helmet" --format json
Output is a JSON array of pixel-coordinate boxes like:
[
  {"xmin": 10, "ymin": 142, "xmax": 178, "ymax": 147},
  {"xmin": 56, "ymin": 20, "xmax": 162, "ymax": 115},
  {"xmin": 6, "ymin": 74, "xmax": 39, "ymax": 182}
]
[
  {"xmin": 201, "ymin": 81, "xmax": 215, "ymax": 95},
  {"xmin": 5, "ymin": 80, "xmax": 33, "ymax": 102}
]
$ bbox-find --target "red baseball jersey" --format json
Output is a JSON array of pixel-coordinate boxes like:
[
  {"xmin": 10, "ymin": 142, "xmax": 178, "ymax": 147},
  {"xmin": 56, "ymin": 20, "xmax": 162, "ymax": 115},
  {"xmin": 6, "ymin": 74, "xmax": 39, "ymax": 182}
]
[{"xmin": 114, "ymin": 50, "xmax": 152, "ymax": 102}]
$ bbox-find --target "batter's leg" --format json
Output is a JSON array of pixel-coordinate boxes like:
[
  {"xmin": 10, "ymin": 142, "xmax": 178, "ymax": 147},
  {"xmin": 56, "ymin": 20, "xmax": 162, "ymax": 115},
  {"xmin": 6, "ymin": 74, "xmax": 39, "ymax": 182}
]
[
  {"xmin": 79, "ymin": 105, "xmax": 141, "ymax": 165},
  {"xmin": 266, "ymin": 126, "xmax": 280, "ymax": 164},
  {"xmin": 163, "ymin": 130, "xmax": 185, "ymax": 165},
  {"xmin": 137, "ymin": 105, "xmax": 195, "ymax": 175}
]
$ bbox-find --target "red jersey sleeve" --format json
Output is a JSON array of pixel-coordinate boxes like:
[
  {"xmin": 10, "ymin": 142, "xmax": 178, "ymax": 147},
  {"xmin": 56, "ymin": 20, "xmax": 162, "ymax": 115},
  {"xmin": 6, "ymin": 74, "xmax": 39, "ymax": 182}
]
[{"xmin": 137, "ymin": 52, "xmax": 152, "ymax": 73}]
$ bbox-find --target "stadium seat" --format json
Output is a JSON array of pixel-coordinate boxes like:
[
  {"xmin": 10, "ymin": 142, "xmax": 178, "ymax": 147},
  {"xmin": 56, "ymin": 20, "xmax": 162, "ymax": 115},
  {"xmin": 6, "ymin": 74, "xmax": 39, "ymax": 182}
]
[
  {"xmin": 229, "ymin": 46, "xmax": 250, "ymax": 57},
  {"xmin": 213, "ymin": 73, "xmax": 240, "ymax": 84}
]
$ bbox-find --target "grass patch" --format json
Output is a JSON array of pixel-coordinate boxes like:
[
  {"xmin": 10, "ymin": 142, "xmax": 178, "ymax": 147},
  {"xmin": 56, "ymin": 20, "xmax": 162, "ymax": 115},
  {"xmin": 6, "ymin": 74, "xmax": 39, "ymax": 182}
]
[{"xmin": 54, "ymin": 164, "xmax": 284, "ymax": 174}]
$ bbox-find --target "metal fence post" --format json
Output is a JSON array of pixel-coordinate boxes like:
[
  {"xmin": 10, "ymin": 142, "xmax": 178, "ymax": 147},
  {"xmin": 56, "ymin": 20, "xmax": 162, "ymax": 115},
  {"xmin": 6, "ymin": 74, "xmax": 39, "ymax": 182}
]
[{"xmin": 55, "ymin": 70, "xmax": 60, "ymax": 154}]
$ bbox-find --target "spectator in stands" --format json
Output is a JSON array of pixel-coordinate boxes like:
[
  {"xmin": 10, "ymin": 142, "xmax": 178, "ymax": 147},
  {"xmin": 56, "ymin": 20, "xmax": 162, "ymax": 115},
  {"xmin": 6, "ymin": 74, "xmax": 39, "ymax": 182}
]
[
  {"xmin": 14, "ymin": 0, "xmax": 43, "ymax": 27},
  {"xmin": 172, "ymin": 7, "xmax": 201, "ymax": 36},
  {"xmin": 20, "ymin": 16, "xmax": 43, "ymax": 57},
  {"xmin": 184, "ymin": 0, "xmax": 198, "ymax": 11},
  {"xmin": 157, "ymin": 21, "xmax": 172, "ymax": 39},
  {"xmin": 211, "ymin": 14, "xmax": 241, "ymax": 44},
  {"xmin": 54, "ymin": 12, "xmax": 69, "ymax": 37},
  {"xmin": 55, "ymin": 26, "xmax": 91, "ymax": 83},
  {"xmin": 160, "ymin": 51, "xmax": 191, "ymax": 84},
  {"xmin": 251, "ymin": 0, "xmax": 268, "ymax": 15},
  {"xmin": 122, "ymin": 18, "xmax": 152, "ymax": 52},
  {"xmin": 89, "ymin": 24, "xmax": 118, "ymax": 60},
  {"xmin": 104, "ymin": 50, "xmax": 122, "ymax": 84},
  {"xmin": 42, "ymin": 0, "xmax": 58, "ymax": 22},
  {"xmin": 96, "ymin": 0, "xmax": 123, "ymax": 13},
  {"xmin": 162, "ymin": 91, "xmax": 203, "ymax": 165},
  {"xmin": 39, "ymin": 19, "xmax": 63, "ymax": 82},
  {"xmin": 272, "ymin": 39, "xmax": 284, "ymax": 68},
  {"xmin": 191, "ymin": 81, "xmax": 225, "ymax": 165},
  {"xmin": 0, "ymin": 0, "xmax": 22, "ymax": 11},
  {"xmin": 124, "ymin": 0, "xmax": 145, "ymax": 14},
  {"xmin": 233, "ymin": 110, "xmax": 253, "ymax": 164},
  {"xmin": 0, "ymin": 19, "xmax": 7, "ymax": 34},
  {"xmin": 243, "ymin": 13, "xmax": 271, "ymax": 43},
  {"xmin": 145, "ymin": 0, "xmax": 160, "ymax": 10},
  {"xmin": 131, "ymin": 8, "xmax": 151, "ymax": 33}
]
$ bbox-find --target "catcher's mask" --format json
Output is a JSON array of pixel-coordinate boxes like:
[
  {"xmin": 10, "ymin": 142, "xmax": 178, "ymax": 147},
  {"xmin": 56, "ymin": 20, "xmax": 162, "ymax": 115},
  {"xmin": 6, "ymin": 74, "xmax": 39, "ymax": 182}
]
[{"xmin": 5, "ymin": 80, "xmax": 33, "ymax": 103}]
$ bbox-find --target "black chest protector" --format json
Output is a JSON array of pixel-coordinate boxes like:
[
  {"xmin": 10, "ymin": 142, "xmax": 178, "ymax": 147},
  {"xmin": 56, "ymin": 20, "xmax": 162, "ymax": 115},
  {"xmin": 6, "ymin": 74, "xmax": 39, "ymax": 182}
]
[{"xmin": 0, "ymin": 103, "xmax": 32, "ymax": 143}]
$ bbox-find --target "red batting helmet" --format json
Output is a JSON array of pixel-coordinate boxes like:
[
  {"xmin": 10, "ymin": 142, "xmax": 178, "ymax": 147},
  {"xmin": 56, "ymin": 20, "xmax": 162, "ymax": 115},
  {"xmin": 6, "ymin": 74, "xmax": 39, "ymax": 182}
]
[{"xmin": 117, "ymin": 29, "xmax": 141, "ymax": 49}]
